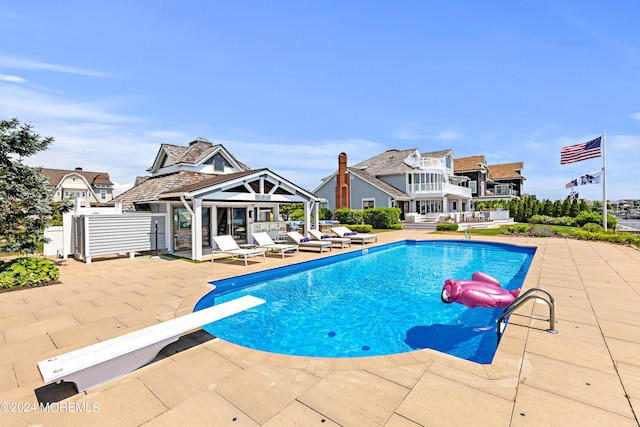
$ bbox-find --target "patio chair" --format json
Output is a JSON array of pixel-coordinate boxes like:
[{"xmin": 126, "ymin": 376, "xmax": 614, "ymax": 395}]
[
  {"xmin": 308, "ymin": 229, "xmax": 352, "ymax": 249},
  {"xmin": 212, "ymin": 235, "xmax": 266, "ymax": 266},
  {"xmin": 286, "ymin": 231, "xmax": 332, "ymax": 253},
  {"xmin": 331, "ymin": 226, "xmax": 377, "ymax": 244},
  {"xmin": 252, "ymin": 232, "xmax": 299, "ymax": 258}
]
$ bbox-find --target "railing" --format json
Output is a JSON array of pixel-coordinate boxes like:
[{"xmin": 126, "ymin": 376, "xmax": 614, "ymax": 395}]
[
  {"xmin": 497, "ymin": 288, "xmax": 557, "ymax": 344},
  {"xmin": 408, "ymin": 183, "xmax": 471, "ymax": 198},
  {"xmin": 493, "ymin": 186, "xmax": 519, "ymax": 196}
]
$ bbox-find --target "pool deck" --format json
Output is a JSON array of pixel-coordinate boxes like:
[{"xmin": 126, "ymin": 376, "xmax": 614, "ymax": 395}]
[{"xmin": 1, "ymin": 230, "xmax": 639, "ymax": 426}]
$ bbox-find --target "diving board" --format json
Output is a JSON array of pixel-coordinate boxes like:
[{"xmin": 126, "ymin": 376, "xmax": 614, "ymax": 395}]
[{"xmin": 37, "ymin": 295, "xmax": 265, "ymax": 392}]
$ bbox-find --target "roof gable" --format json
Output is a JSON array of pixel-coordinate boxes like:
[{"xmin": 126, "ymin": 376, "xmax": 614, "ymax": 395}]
[
  {"xmin": 454, "ymin": 155, "xmax": 487, "ymax": 172},
  {"xmin": 40, "ymin": 168, "xmax": 114, "ymax": 187},
  {"xmin": 147, "ymin": 138, "xmax": 250, "ymax": 175},
  {"xmin": 488, "ymin": 162, "xmax": 524, "ymax": 180}
]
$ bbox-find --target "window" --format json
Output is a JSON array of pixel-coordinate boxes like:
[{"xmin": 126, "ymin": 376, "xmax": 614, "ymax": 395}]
[
  {"xmin": 206, "ymin": 153, "xmax": 233, "ymax": 171},
  {"xmin": 470, "ymin": 181, "xmax": 477, "ymax": 194},
  {"xmin": 100, "ymin": 190, "xmax": 107, "ymax": 200},
  {"xmin": 362, "ymin": 199, "xmax": 374, "ymax": 209}
]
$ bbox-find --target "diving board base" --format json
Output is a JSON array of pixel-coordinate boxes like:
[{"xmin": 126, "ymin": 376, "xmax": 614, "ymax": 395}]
[{"xmin": 37, "ymin": 295, "xmax": 265, "ymax": 392}]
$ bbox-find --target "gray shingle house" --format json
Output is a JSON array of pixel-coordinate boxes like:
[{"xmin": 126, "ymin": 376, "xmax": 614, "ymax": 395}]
[{"xmin": 314, "ymin": 149, "xmax": 472, "ymax": 220}]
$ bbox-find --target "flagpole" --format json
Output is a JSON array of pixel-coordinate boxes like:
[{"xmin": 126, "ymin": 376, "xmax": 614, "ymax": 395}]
[{"xmin": 602, "ymin": 130, "xmax": 607, "ymax": 231}]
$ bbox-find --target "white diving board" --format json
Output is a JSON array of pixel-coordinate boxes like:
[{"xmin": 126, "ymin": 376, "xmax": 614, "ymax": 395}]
[{"xmin": 38, "ymin": 295, "xmax": 265, "ymax": 392}]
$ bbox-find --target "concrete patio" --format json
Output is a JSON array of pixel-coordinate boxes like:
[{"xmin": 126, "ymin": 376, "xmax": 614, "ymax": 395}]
[{"xmin": 1, "ymin": 229, "xmax": 639, "ymax": 426}]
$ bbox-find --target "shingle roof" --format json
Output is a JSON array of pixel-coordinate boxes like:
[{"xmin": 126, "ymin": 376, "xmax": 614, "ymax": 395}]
[
  {"xmin": 350, "ymin": 149, "xmax": 416, "ymax": 175},
  {"xmin": 454, "ymin": 155, "xmax": 486, "ymax": 172},
  {"xmin": 347, "ymin": 168, "xmax": 410, "ymax": 199},
  {"xmin": 40, "ymin": 168, "xmax": 114, "ymax": 187},
  {"xmin": 165, "ymin": 169, "xmax": 262, "ymax": 194},
  {"xmin": 152, "ymin": 139, "xmax": 251, "ymax": 172},
  {"xmin": 350, "ymin": 148, "xmax": 454, "ymax": 177},
  {"xmin": 113, "ymin": 171, "xmax": 218, "ymax": 210},
  {"xmin": 488, "ymin": 162, "xmax": 524, "ymax": 180}
]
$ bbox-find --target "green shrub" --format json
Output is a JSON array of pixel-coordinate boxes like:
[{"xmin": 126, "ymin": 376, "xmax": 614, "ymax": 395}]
[
  {"xmin": 571, "ymin": 230, "xmax": 640, "ymax": 247},
  {"xmin": 574, "ymin": 211, "xmax": 617, "ymax": 229},
  {"xmin": 341, "ymin": 223, "xmax": 373, "ymax": 233},
  {"xmin": 362, "ymin": 207, "xmax": 401, "ymax": 229},
  {"xmin": 502, "ymin": 224, "xmax": 531, "ymax": 234},
  {"xmin": 289, "ymin": 209, "xmax": 305, "ymax": 221},
  {"xmin": 0, "ymin": 257, "xmax": 60, "ymax": 289},
  {"xmin": 319, "ymin": 208, "xmax": 332, "ymax": 220},
  {"xmin": 529, "ymin": 215, "xmax": 576, "ymax": 226},
  {"xmin": 436, "ymin": 223, "xmax": 458, "ymax": 231},
  {"xmin": 582, "ymin": 223, "xmax": 604, "ymax": 233},
  {"xmin": 388, "ymin": 223, "xmax": 403, "ymax": 230},
  {"xmin": 334, "ymin": 208, "xmax": 363, "ymax": 225}
]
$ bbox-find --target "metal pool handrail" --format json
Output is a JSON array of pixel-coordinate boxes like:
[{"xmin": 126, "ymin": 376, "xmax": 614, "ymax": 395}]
[{"xmin": 497, "ymin": 287, "xmax": 558, "ymax": 344}]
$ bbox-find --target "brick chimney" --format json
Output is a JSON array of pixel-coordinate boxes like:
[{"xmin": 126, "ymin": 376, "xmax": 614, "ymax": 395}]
[{"xmin": 335, "ymin": 152, "xmax": 350, "ymax": 210}]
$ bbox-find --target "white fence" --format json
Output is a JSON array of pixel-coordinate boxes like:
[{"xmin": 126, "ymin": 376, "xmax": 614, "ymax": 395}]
[
  {"xmin": 73, "ymin": 213, "xmax": 167, "ymax": 263},
  {"xmin": 44, "ymin": 198, "xmax": 168, "ymax": 263}
]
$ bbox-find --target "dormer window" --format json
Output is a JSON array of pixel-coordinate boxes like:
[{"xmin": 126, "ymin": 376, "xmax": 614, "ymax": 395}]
[
  {"xmin": 205, "ymin": 153, "xmax": 232, "ymax": 171},
  {"xmin": 72, "ymin": 177, "xmax": 76, "ymax": 183}
]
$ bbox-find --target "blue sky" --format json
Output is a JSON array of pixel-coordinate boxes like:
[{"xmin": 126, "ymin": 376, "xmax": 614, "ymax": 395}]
[{"xmin": 1, "ymin": 1, "xmax": 639, "ymax": 201}]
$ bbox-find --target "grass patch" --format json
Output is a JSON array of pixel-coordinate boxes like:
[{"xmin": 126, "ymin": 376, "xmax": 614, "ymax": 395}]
[{"xmin": 437, "ymin": 223, "xmax": 639, "ymax": 248}]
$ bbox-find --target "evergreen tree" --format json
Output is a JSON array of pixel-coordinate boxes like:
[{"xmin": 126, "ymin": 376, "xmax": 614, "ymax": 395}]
[
  {"xmin": 0, "ymin": 119, "xmax": 55, "ymax": 254},
  {"xmin": 553, "ymin": 200, "xmax": 563, "ymax": 217},
  {"xmin": 578, "ymin": 199, "xmax": 590, "ymax": 213},
  {"xmin": 569, "ymin": 198, "xmax": 580, "ymax": 217},
  {"xmin": 561, "ymin": 197, "xmax": 572, "ymax": 217},
  {"xmin": 542, "ymin": 199, "xmax": 554, "ymax": 216}
]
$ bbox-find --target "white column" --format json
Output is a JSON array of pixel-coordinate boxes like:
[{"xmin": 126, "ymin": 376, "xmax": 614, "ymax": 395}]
[{"xmin": 193, "ymin": 198, "xmax": 203, "ymax": 261}]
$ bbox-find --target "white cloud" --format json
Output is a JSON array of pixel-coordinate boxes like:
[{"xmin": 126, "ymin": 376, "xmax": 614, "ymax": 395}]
[
  {"xmin": 630, "ymin": 112, "xmax": 640, "ymax": 121},
  {"xmin": 435, "ymin": 130, "xmax": 462, "ymax": 140},
  {"xmin": 393, "ymin": 129, "xmax": 462, "ymax": 141},
  {"xmin": 0, "ymin": 73, "xmax": 26, "ymax": 83},
  {"xmin": 0, "ymin": 85, "xmax": 139, "ymax": 123},
  {"xmin": 392, "ymin": 130, "xmax": 427, "ymax": 140},
  {"xmin": 0, "ymin": 54, "xmax": 112, "ymax": 78}
]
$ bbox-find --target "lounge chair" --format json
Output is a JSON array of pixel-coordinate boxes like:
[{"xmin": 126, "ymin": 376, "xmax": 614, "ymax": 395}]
[
  {"xmin": 252, "ymin": 232, "xmax": 299, "ymax": 258},
  {"xmin": 286, "ymin": 231, "xmax": 332, "ymax": 253},
  {"xmin": 309, "ymin": 229, "xmax": 351, "ymax": 249},
  {"xmin": 212, "ymin": 235, "xmax": 266, "ymax": 266},
  {"xmin": 331, "ymin": 226, "xmax": 377, "ymax": 244}
]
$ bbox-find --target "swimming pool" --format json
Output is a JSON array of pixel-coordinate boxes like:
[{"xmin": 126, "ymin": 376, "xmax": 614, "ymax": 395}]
[{"xmin": 195, "ymin": 240, "xmax": 535, "ymax": 364}]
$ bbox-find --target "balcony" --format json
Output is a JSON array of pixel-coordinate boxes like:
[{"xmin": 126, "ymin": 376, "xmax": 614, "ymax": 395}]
[{"xmin": 408, "ymin": 182, "xmax": 471, "ymax": 198}]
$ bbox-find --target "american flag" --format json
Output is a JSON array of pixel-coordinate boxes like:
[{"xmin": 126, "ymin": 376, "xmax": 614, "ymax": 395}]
[{"xmin": 560, "ymin": 136, "xmax": 602, "ymax": 164}]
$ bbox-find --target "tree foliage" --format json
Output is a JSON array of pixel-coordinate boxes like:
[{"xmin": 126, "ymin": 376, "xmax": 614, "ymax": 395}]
[{"xmin": 0, "ymin": 119, "xmax": 55, "ymax": 254}]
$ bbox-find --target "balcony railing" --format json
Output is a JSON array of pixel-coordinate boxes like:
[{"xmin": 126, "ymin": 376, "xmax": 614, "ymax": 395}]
[
  {"xmin": 493, "ymin": 187, "xmax": 519, "ymax": 196},
  {"xmin": 408, "ymin": 183, "xmax": 471, "ymax": 198}
]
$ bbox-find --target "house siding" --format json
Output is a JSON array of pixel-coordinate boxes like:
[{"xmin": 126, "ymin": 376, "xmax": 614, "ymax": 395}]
[
  {"xmin": 378, "ymin": 174, "xmax": 406, "ymax": 193},
  {"xmin": 314, "ymin": 177, "xmax": 338, "ymax": 211},
  {"xmin": 349, "ymin": 175, "xmax": 391, "ymax": 209}
]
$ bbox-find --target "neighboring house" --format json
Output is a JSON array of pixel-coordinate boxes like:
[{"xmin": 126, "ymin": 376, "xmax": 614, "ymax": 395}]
[
  {"xmin": 454, "ymin": 156, "xmax": 525, "ymax": 202},
  {"xmin": 487, "ymin": 162, "xmax": 525, "ymax": 200},
  {"xmin": 40, "ymin": 167, "xmax": 114, "ymax": 205},
  {"xmin": 113, "ymin": 137, "xmax": 321, "ymax": 261},
  {"xmin": 452, "ymin": 155, "xmax": 489, "ymax": 198},
  {"xmin": 314, "ymin": 149, "xmax": 472, "ymax": 220}
]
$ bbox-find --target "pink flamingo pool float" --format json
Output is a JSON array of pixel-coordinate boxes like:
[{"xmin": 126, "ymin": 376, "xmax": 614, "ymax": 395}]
[{"xmin": 441, "ymin": 272, "xmax": 520, "ymax": 308}]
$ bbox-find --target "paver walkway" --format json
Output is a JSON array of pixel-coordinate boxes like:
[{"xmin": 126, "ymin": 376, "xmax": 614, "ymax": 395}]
[{"xmin": 1, "ymin": 230, "xmax": 639, "ymax": 426}]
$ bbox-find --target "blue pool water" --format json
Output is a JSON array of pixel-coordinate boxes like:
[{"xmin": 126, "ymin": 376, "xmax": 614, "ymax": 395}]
[{"xmin": 195, "ymin": 240, "xmax": 535, "ymax": 364}]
